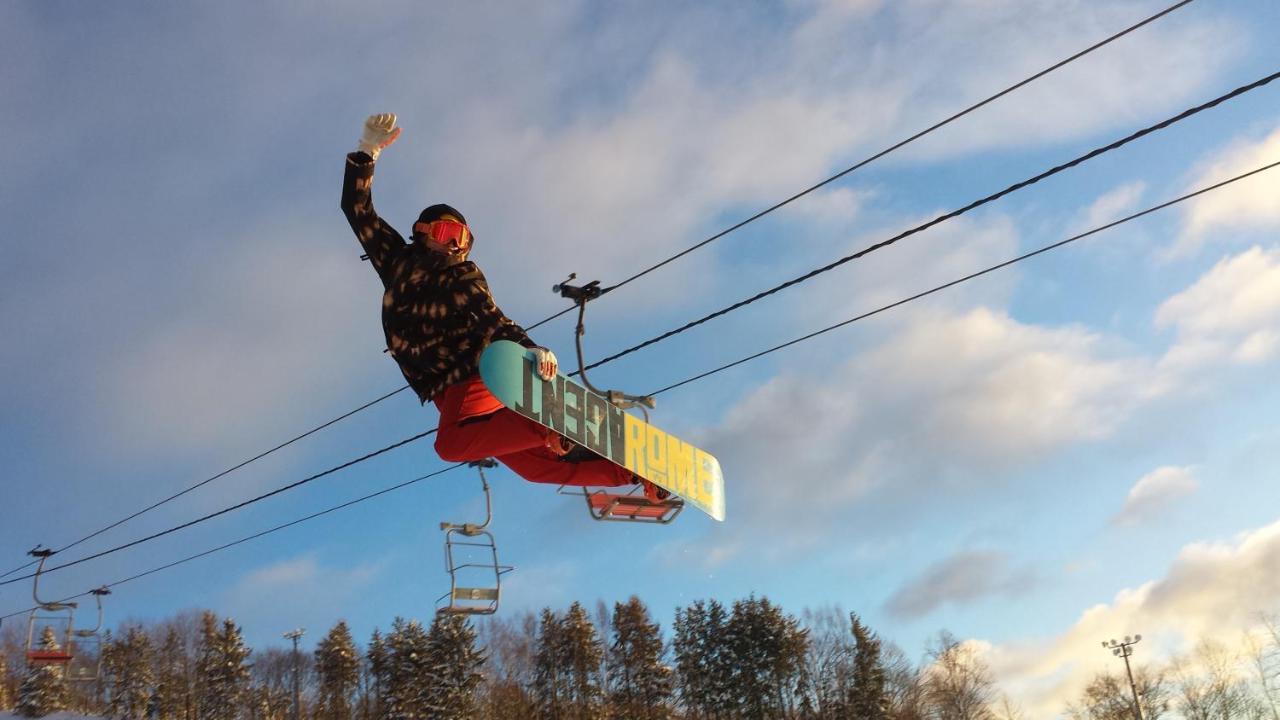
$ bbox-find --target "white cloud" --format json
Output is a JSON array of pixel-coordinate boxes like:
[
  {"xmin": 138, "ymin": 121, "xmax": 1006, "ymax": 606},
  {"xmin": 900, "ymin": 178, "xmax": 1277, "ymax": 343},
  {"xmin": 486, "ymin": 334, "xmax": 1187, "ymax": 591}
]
[
  {"xmin": 95, "ymin": 227, "xmax": 379, "ymax": 457},
  {"xmin": 1112, "ymin": 466, "xmax": 1198, "ymax": 527},
  {"xmin": 1171, "ymin": 125, "xmax": 1280, "ymax": 258},
  {"xmin": 1156, "ymin": 246, "xmax": 1280, "ymax": 377},
  {"xmin": 1080, "ymin": 181, "xmax": 1147, "ymax": 230},
  {"xmin": 988, "ymin": 518, "xmax": 1280, "ymax": 717},
  {"xmin": 699, "ymin": 307, "xmax": 1156, "ymax": 555},
  {"xmin": 885, "ymin": 549, "xmax": 1035, "ymax": 619},
  {"xmin": 222, "ymin": 554, "xmax": 384, "ymax": 633}
]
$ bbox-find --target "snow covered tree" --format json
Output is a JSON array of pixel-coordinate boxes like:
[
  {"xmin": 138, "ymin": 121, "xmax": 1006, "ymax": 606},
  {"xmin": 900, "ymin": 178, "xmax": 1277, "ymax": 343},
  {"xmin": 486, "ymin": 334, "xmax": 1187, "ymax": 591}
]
[
  {"xmin": 383, "ymin": 617, "xmax": 431, "ymax": 720},
  {"xmin": 103, "ymin": 625, "xmax": 155, "ymax": 720},
  {"xmin": 195, "ymin": 612, "xmax": 251, "ymax": 720},
  {"xmin": 16, "ymin": 627, "xmax": 72, "ymax": 717},
  {"xmin": 848, "ymin": 613, "xmax": 888, "ymax": 719},
  {"xmin": 314, "ymin": 621, "xmax": 359, "ymax": 720},
  {"xmin": 151, "ymin": 624, "xmax": 192, "ymax": 720},
  {"xmin": 0, "ymin": 651, "xmax": 10, "ymax": 710},
  {"xmin": 363, "ymin": 629, "xmax": 388, "ymax": 720},
  {"xmin": 420, "ymin": 614, "xmax": 484, "ymax": 719},
  {"xmin": 608, "ymin": 596, "xmax": 671, "ymax": 720}
]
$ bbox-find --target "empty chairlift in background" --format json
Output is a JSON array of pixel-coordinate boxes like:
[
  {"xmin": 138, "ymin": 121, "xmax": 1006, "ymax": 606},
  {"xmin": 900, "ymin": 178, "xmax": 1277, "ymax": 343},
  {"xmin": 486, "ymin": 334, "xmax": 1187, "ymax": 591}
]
[
  {"xmin": 67, "ymin": 586, "xmax": 111, "ymax": 682},
  {"xmin": 436, "ymin": 459, "xmax": 513, "ymax": 616},
  {"xmin": 25, "ymin": 547, "xmax": 76, "ymax": 667}
]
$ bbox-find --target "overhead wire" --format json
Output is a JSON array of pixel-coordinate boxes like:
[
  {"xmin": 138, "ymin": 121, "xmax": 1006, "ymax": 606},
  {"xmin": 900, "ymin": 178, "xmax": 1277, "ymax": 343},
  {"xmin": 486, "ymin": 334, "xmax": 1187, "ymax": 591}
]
[
  {"xmin": 6, "ymin": 66, "xmax": 1277, "ymax": 591},
  {"xmin": 0, "ymin": 385, "xmax": 413, "ymax": 583},
  {"xmin": 0, "ymin": 464, "xmax": 465, "ymax": 623},
  {"xmin": 6, "ymin": 155, "xmax": 1275, "ymax": 624},
  {"xmin": 0, "ymin": 428, "xmax": 438, "ymax": 588},
  {"xmin": 598, "ymin": 0, "xmax": 1198, "ymax": 296},
  {"xmin": 0, "ymin": 0, "xmax": 1195, "ymax": 573},
  {"xmin": 646, "ymin": 159, "xmax": 1280, "ymax": 396},
  {"xmin": 584, "ymin": 68, "xmax": 1280, "ymax": 372}
]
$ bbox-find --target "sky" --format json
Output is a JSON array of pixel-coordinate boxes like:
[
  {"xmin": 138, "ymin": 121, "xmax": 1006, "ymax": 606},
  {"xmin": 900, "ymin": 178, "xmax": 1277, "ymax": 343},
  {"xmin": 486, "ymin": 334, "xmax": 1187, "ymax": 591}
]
[{"xmin": 2, "ymin": 0, "xmax": 1279, "ymax": 715}]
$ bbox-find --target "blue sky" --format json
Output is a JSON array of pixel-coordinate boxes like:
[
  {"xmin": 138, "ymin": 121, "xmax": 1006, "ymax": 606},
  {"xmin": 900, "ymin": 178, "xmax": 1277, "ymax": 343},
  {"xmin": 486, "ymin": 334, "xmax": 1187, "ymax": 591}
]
[{"xmin": 3, "ymin": 1, "xmax": 1280, "ymax": 714}]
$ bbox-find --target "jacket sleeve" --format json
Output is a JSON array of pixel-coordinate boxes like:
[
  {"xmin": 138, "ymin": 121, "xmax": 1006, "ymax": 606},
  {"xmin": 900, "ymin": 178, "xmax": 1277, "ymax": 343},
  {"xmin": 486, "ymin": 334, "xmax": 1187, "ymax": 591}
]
[
  {"xmin": 341, "ymin": 151, "xmax": 406, "ymax": 287},
  {"xmin": 458, "ymin": 265, "xmax": 537, "ymax": 349}
]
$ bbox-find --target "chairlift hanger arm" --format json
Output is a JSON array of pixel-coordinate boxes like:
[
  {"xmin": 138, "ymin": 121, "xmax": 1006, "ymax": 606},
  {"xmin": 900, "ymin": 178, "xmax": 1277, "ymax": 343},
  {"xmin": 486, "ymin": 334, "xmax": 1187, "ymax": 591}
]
[{"xmin": 553, "ymin": 274, "xmax": 656, "ymax": 412}]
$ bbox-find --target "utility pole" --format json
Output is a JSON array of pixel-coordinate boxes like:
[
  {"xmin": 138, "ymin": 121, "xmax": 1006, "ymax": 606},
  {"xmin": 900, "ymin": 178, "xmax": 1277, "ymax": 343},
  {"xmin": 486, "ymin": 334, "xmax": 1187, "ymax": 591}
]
[
  {"xmin": 1102, "ymin": 635, "xmax": 1144, "ymax": 720},
  {"xmin": 283, "ymin": 628, "xmax": 306, "ymax": 720}
]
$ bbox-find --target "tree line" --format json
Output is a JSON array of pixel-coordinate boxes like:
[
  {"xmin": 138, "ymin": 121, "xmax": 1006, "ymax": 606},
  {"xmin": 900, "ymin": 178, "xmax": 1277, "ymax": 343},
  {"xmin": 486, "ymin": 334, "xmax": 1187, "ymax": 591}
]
[{"xmin": 2, "ymin": 597, "xmax": 1278, "ymax": 719}]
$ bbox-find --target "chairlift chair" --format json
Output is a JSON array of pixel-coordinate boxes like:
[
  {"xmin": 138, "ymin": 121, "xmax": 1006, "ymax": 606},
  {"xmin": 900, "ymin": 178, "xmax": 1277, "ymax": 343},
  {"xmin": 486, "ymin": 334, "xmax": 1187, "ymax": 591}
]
[
  {"xmin": 25, "ymin": 547, "xmax": 76, "ymax": 667},
  {"xmin": 551, "ymin": 275, "xmax": 686, "ymax": 524},
  {"xmin": 435, "ymin": 460, "xmax": 514, "ymax": 616},
  {"xmin": 67, "ymin": 587, "xmax": 111, "ymax": 682}
]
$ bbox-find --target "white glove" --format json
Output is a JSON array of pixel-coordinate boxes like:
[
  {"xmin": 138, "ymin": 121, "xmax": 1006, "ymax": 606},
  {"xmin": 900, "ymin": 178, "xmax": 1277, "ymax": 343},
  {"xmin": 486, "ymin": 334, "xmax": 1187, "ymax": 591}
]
[
  {"xmin": 357, "ymin": 113, "xmax": 401, "ymax": 160},
  {"xmin": 532, "ymin": 347, "xmax": 558, "ymax": 381}
]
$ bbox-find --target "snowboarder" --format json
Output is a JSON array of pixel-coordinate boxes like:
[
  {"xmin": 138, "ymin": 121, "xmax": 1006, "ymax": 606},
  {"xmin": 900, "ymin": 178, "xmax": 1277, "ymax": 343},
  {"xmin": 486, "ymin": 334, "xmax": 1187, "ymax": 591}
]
[{"xmin": 342, "ymin": 113, "xmax": 640, "ymax": 491}]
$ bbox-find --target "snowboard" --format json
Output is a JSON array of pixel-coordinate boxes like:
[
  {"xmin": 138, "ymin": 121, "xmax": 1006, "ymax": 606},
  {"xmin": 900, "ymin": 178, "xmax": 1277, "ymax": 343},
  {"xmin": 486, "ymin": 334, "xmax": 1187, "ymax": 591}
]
[{"xmin": 479, "ymin": 340, "xmax": 725, "ymax": 522}]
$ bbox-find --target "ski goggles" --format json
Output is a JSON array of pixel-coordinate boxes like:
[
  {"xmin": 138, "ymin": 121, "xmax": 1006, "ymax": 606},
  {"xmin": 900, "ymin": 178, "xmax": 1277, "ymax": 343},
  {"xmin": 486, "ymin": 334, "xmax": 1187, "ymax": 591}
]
[{"xmin": 413, "ymin": 219, "xmax": 473, "ymax": 253}]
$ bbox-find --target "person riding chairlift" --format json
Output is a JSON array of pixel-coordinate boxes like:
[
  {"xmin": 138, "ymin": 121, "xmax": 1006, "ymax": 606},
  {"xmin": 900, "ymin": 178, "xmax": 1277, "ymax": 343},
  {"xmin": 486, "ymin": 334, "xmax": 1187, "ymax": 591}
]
[{"xmin": 342, "ymin": 113, "xmax": 664, "ymax": 499}]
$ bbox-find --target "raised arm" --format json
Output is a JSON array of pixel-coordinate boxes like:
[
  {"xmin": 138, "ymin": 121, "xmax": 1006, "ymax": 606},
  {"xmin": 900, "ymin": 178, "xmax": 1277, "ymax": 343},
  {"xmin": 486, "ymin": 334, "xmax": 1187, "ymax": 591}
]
[{"xmin": 341, "ymin": 113, "xmax": 405, "ymax": 286}]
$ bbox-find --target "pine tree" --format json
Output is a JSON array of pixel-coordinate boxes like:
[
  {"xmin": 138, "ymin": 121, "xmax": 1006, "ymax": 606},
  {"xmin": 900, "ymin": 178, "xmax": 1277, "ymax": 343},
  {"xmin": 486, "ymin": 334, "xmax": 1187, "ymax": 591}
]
[
  {"xmin": 150, "ymin": 625, "xmax": 190, "ymax": 720},
  {"xmin": 560, "ymin": 602, "xmax": 605, "ymax": 719},
  {"xmin": 364, "ymin": 629, "xmax": 388, "ymax": 720},
  {"xmin": 673, "ymin": 599, "xmax": 733, "ymax": 719},
  {"xmin": 848, "ymin": 613, "xmax": 888, "ymax": 719},
  {"xmin": 195, "ymin": 613, "xmax": 251, "ymax": 720},
  {"xmin": 1, "ymin": 651, "xmax": 10, "ymax": 710},
  {"xmin": 315, "ymin": 621, "xmax": 360, "ymax": 720},
  {"xmin": 724, "ymin": 596, "xmax": 808, "ymax": 720},
  {"xmin": 104, "ymin": 625, "xmax": 156, "ymax": 720},
  {"xmin": 608, "ymin": 597, "xmax": 671, "ymax": 720},
  {"xmin": 16, "ymin": 627, "xmax": 72, "ymax": 717},
  {"xmin": 532, "ymin": 608, "xmax": 567, "ymax": 719},
  {"xmin": 420, "ymin": 614, "xmax": 485, "ymax": 720},
  {"xmin": 383, "ymin": 617, "xmax": 431, "ymax": 720}
]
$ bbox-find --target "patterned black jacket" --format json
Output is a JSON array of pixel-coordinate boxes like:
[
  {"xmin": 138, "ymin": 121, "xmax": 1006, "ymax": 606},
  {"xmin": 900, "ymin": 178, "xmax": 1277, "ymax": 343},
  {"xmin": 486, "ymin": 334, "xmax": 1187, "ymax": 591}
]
[{"xmin": 342, "ymin": 151, "xmax": 534, "ymax": 403}]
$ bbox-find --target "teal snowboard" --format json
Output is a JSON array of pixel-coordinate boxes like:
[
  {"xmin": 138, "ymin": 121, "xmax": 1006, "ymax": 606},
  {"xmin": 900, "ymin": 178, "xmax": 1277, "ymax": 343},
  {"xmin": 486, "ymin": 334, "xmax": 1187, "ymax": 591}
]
[{"xmin": 480, "ymin": 340, "xmax": 725, "ymax": 521}]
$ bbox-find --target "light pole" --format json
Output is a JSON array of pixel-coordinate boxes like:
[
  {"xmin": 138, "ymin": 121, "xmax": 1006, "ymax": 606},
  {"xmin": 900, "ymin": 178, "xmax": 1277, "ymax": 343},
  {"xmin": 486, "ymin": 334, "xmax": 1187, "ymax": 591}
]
[
  {"xmin": 283, "ymin": 628, "xmax": 306, "ymax": 720},
  {"xmin": 1102, "ymin": 635, "xmax": 1144, "ymax": 720}
]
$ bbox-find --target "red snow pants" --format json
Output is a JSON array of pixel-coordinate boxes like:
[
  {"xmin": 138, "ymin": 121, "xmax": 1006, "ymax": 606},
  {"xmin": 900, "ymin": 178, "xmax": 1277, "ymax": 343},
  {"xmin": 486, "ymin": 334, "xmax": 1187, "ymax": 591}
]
[{"xmin": 432, "ymin": 375, "xmax": 633, "ymax": 488}]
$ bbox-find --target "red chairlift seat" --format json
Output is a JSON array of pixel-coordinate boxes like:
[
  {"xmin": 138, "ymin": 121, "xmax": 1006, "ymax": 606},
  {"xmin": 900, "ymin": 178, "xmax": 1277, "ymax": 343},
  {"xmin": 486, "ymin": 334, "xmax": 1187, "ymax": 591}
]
[
  {"xmin": 26, "ymin": 649, "xmax": 73, "ymax": 665},
  {"xmin": 586, "ymin": 489, "xmax": 683, "ymax": 524}
]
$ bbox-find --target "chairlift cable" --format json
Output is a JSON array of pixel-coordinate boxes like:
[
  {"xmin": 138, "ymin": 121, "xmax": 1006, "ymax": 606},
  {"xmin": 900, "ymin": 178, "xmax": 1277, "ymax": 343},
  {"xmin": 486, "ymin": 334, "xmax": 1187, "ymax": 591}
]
[
  {"xmin": 599, "ymin": 0, "xmax": 1198, "ymax": 296},
  {"xmin": 0, "ymin": 428, "xmax": 439, "ymax": 588},
  {"xmin": 0, "ymin": 464, "xmax": 465, "ymax": 622},
  {"xmin": 583, "ymin": 69, "xmax": 1280, "ymax": 373},
  {"xmin": 6, "ymin": 158, "xmax": 1273, "ymax": 622},
  {"xmin": 646, "ymin": 159, "xmax": 1280, "ymax": 396},
  {"xmin": 0, "ymin": 0, "xmax": 1192, "ymax": 572}
]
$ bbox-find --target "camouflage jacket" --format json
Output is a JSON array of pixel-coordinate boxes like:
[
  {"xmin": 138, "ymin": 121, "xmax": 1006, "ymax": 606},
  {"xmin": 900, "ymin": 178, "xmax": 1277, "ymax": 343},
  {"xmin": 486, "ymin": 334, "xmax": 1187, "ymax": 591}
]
[{"xmin": 342, "ymin": 152, "xmax": 533, "ymax": 403}]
